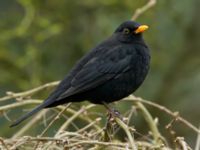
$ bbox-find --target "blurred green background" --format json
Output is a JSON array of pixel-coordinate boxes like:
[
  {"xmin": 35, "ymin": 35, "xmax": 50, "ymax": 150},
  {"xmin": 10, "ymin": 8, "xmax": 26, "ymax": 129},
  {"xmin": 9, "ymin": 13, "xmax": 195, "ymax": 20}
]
[{"xmin": 0, "ymin": 0, "xmax": 199, "ymax": 147}]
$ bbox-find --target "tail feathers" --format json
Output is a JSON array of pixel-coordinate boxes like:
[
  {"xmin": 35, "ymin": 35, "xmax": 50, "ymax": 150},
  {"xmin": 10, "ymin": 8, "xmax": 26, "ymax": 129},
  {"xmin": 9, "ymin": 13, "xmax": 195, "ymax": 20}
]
[{"xmin": 10, "ymin": 100, "xmax": 53, "ymax": 127}]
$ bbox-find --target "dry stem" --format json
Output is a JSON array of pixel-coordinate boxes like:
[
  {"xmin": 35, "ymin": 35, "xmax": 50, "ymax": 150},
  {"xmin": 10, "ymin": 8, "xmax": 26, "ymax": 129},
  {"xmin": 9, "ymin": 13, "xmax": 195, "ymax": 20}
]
[{"xmin": 131, "ymin": 0, "xmax": 157, "ymax": 21}]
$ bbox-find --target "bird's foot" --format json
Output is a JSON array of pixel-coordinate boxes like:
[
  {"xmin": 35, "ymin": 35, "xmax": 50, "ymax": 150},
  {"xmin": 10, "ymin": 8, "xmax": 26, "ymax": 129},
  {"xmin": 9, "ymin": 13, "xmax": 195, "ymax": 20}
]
[
  {"xmin": 102, "ymin": 102, "xmax": 124, "ymax": 122},
  {"xmin": 107, "ymin": 108, "xmax": 123, "ymax": 121},
  {"xmin": 102, "ymin": 102, "xmax": 127, "ymax": 141}
]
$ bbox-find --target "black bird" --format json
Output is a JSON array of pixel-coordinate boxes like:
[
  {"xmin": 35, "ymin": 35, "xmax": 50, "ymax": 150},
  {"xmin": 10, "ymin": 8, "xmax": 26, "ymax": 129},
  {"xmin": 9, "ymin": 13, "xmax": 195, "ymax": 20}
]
[{"xmin": 10, "ymin": 21, "xmax": 150, "ymax": 127}]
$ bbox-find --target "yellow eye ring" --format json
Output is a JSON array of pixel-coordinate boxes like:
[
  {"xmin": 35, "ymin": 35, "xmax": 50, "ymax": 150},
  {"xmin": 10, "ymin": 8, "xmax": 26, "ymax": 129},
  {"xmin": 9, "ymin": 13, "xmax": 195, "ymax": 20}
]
[{"xmin": 123, "ymin": 28, "xmax": 130, "ymax": 34}]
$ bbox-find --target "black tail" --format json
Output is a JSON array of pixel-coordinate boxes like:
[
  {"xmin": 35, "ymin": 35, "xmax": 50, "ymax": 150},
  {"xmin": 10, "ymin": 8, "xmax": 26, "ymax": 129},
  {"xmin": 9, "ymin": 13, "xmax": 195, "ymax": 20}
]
[{"xmin": 10, "ymin": 99, "xmax": 53, "ymax": 127}]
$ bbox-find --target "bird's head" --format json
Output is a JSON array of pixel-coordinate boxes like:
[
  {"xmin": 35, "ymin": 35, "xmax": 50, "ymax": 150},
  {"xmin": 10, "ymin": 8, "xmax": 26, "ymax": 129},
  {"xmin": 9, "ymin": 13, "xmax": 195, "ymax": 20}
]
[{"xmin": 114, "ymin": 21, "xmax": 149, "ymax": 43}]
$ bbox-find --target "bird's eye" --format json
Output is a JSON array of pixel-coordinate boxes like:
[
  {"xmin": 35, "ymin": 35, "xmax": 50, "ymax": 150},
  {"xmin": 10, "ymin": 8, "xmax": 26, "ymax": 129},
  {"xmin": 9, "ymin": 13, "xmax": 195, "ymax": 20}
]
[{"xmin": 123, "ymin": 28, "xmax": 130, "ymax": 34}]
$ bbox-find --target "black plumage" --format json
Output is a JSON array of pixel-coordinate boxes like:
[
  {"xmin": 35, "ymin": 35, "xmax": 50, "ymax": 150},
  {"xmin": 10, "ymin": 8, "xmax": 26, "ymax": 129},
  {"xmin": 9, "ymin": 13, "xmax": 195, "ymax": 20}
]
[{"xmin": 10, "ymin": 21, "xmax": 150, "ymax": 127}]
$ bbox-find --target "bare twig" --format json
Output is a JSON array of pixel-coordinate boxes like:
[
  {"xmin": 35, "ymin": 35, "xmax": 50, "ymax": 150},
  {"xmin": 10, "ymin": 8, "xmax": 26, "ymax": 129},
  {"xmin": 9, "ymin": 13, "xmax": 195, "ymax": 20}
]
[
  {"xmin": 55, "ymin": 104, "xmax": 95, "ymax": 137},
  {"xmin": 175, "ymin": 137, "xmax": 192, "ymax": 150},
  {"xmin": 134, "ymin": 100, "xmax": 163, "ymax": 145},
  {"xmin": 131, "ymin": 0, "xmax": 157, "ymax": 21},
  {"xmin": 12, "ymin": 110, "xmax": 48, "ymax": 138},
  {"xmin": 33, "ymin": 104, "xmax": 70, "ymax": 150},
  {"xmin": 65, "ymin": 139, "xmax": 129, "ymax": 148},
  {"xmin": 114, "ymin": 117, "xmax": 137, "ymax": 150},
  {"xmin": 195, "ymin": 126, "xmax": 200, "ymax": 150},
  {"xmin": 76, "ymin": 117, "xmax": 102, "ymax": 134},
  {"xmin": 40, "ymin": 103, "xmax": 71, "ymax": 136},
  {"xmin": 0, "ymin": 81, "xmax": 59, "ymax": 102},
  {"xmin": 0, "ymin": 99, "xmax": 42, "ymax": 112},
  {"xmin": 56, "ymin": 105, "xmax": 102, "ymax": 133}
]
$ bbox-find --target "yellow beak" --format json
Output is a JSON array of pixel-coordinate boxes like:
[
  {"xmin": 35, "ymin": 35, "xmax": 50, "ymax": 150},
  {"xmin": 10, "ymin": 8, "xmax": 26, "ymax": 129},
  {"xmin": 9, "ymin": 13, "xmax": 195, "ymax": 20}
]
[{"xmin": 134, "ymin": 25, "xmax": 149, "ymax": 34}]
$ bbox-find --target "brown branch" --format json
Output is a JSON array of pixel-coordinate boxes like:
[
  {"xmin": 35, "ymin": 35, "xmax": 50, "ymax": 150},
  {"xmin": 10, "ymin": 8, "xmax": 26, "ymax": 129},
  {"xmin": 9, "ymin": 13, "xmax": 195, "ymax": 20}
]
[
  {"xmin": 0, "ymin": 99, "xmax": 42, "ymax": 112},
  {"xmin": 56, "ymin": 105, "xmax": 103, "ymax": 133},
  {"xmin": 124, "ymin": 95, "xmax": 200, "ymax": 134},
  {"xmin": 175, "ymin": 137, "xmax": 192, "ymax": 150},
  {"xmin": 0, "ymin": 137, "xmax": 9, "ymax": 150},
  {"xmin": 114, "ymin": 117, "xmax": 137, "ymax": 150},
  {"xmin": 195, "ymin": 126, "xmax": 200, "ymax": 150},
  {"xmin": 131, "ymin": 0, "xmax": 157, "ymax": 21},
  {"xmin": 134, "ymin": 101, "xmax": 164, "ymax": 145},
  {"xmin": 76, "ymin": 117, "xmax": 102, "ymax": 134},
  {"xmin": 0, "ymin": 81, "xmax": 59, "ymax": 102}
]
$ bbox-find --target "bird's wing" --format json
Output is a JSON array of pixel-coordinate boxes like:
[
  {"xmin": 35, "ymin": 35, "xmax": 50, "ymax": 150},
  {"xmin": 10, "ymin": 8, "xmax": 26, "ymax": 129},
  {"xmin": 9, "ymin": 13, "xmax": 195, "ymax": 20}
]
[{"xmin": 56, "ymin": 47, "xmax": 133, "ymax": 100}]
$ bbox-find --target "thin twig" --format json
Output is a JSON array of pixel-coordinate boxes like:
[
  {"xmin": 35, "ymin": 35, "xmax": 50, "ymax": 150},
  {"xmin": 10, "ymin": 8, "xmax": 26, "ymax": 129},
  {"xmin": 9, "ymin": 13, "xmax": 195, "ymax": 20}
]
[
  {"xmin": 76, "ymin": 117, "xmax": 102, "ymax": 134},
  {"xmin": 42, "ymin": 104, "xmax": 96, "ymax": 149},
  {"xmin": 0, "ymin": 81, "xmax": 59, "ymax": 102},
  {"xmin": 175, "ymin": 137, "xmax": 192, "ymax": 150},
  {"xmin": 135, "ymin": 101, "xmax": 163, "ymax": 145},
  {"xmin": 58, "ymin": 131, "xmax": 88, "ymax": 139},
  {"xmin": 12, "ymin": 110, "xmax": 48, "ymax": 138},
  {"xmin": 55, "ymin": 104, "xmax": 95, "ymax": 137},
  {"xmin": 65, "ymin": 139, "xmax": 128, "ymax": 148},
  {"xmin": 40, "ymin": 103, "xmax": 71, "ymax": 136},
  {"xmin": 195, "ymin": 126, "xmax": 200, "ymax": 150},
  {"xmin": 56, "ymin": 105, "xmax": 102, "ymax": 132},
  {"xmin": 131, "ymin": 0, "xmax": 157, "ymax": 21},
  {"xmin": 33, "ymin": 105, "xmax": 70, "ymax": 150},
  {"xmin": 0, "ymin": 99, "xmax": 42, "ymax": 112},
  {"xmin": 114, "ymin": 117, "xmax": 137, "ymax": 150}
]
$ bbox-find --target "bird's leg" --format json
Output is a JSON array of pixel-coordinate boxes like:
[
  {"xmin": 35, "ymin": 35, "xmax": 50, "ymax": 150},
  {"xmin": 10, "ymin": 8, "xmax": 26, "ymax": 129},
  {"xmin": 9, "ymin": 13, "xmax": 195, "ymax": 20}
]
[
  {"xmin": 102, "ymin": 102, "xmax": 123, "ymax": 121},
  {"xmin": 102, "ymin": 102, "xmax": 120, "ymax": 141},
  {"xmin": 102, "ymin": 102, "xmax": 126, "ymax": 141}
]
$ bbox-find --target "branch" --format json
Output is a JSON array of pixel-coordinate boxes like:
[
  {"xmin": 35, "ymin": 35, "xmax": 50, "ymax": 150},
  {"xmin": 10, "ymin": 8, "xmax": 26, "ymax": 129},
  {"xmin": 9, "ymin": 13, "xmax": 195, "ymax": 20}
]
[
  {"xmin": 114, "ymin": 117, "xmax": 137, "ymax": 150},
  {"xmin": 134, "ymin": 101, "xmax": 164, "ymax": 145},
  {"xmin": 124, "ymin": 95, "xmax": 200, "ymax": 134},
  {"xmin": 0, "ymin": 81, "xmax": 59, "ymax": 102},
  {"xmin": 12, "ymin": 110, "xmax": 48, "ymax": 138},
  {"xmin": 131, "ymin": 0, "xmax": 157, "ymax": 21},
  {"xmin": 195, "ymin": 126, "xmax": 200, "ymax": 150},
  {"xmin": 41, "ymin": 104, "xmax": 71, "ymax": 136},
  {"xmin": 175, "ymin": 137, "xmax": 192, "ymax": 150},
  {"xmin": 0, "ymin": 99, "xmax": 42, "ymax": 112},
  {"xmin": 55, "ymin": 104, "xmax": 95, "ymax": 137}
]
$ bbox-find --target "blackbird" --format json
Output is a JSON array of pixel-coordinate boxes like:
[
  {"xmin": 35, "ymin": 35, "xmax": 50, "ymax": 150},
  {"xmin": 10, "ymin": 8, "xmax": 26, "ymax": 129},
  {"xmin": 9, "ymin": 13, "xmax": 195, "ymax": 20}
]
[{"xmin": 10, "ymin": 21, "xmax": 150, "ymax": 127}]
